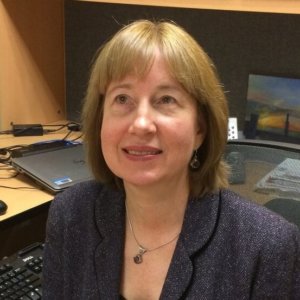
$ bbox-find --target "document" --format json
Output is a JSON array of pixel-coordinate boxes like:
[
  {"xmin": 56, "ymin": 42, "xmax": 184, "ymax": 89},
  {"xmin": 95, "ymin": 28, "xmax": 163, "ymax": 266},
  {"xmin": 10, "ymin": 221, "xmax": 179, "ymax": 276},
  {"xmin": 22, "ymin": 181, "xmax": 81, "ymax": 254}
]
[{"xmin": 255, "ymin": 158, "xmax": 300, "ymax": 198}]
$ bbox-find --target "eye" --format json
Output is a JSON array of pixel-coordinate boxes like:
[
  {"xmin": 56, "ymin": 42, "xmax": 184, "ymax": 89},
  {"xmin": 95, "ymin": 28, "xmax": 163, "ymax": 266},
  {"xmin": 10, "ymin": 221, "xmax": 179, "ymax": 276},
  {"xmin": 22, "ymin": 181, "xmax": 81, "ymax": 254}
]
[
  {"xmin": 115, "ymin": 94, "xmax": 129, "ymax": 104},
  {"xmin": 159, "ymin": 95, "xmax": 176, "ymax": 105}
]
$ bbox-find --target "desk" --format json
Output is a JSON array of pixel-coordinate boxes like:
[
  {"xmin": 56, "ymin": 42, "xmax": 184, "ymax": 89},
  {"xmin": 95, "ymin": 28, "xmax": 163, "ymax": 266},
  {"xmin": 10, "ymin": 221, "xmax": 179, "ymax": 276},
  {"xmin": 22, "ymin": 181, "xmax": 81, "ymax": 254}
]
[
  {"xmin": 226, "ymin": 140, "xmax": 300, "ymax": 227},
  {"xmin": 0, "ymin": 125, "xmax": 82, "ymax": 257}
]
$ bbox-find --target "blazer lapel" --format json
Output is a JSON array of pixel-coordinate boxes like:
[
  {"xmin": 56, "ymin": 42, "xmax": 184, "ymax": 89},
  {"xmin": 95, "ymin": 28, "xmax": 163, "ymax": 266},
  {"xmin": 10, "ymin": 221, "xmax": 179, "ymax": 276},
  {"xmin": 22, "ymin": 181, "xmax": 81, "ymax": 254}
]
[
  {"xmin": 91, "ymin": 187, "xmax": 220, "ymax": 299},
  {"xmin": 93, "ymin": 187, "xmax": 126, "ymax": 299},
  {"xmin": 160, "ymin": 192, "xmax": 220, "ymax": 299},
  {"xmin": 160, "ymin": 239, "xmax": 193, "ymax": 299}
]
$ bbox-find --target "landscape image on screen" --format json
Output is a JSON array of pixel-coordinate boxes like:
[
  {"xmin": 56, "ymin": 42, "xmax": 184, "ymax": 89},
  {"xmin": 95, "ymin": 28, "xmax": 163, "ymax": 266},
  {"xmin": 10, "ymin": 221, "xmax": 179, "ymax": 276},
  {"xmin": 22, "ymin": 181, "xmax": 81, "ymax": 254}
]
[{"xmin": 244, "ymin": 74, "xmax": 300, "ymax": 143}]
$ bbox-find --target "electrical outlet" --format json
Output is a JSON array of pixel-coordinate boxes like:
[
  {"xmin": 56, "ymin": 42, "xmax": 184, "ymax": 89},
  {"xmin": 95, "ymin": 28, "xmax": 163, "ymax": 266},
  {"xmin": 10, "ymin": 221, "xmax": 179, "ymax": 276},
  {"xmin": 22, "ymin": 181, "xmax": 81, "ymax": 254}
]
[{"xmin": 228, "ymin": 117, "xmax": 238, "ymax": 140}]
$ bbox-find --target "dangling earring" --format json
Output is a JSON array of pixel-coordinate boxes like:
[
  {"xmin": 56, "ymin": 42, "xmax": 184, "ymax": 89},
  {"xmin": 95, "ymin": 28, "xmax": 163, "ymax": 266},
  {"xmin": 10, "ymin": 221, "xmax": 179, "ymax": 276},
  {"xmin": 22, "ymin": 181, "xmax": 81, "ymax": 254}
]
[{"xmin": 190, "ymin": 150, "xmax": 200, "ymax": 169}]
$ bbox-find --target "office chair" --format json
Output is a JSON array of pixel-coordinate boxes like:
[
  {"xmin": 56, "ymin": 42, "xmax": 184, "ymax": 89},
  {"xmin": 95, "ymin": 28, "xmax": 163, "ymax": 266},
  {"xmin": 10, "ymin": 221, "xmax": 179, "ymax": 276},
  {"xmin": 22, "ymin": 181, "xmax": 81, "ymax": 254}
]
[{"xmin": 264, "ymin": 198, "xmax": 300, "ymax": 228}]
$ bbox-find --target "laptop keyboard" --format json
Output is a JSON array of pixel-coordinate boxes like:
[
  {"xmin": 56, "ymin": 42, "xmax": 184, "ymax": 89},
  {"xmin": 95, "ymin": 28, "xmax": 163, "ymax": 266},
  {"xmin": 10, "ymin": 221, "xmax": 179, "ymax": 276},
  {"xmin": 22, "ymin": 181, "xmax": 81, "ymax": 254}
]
[{"xmin": 0, "ymin": 242, "xmax": 43, "ymax": 300}]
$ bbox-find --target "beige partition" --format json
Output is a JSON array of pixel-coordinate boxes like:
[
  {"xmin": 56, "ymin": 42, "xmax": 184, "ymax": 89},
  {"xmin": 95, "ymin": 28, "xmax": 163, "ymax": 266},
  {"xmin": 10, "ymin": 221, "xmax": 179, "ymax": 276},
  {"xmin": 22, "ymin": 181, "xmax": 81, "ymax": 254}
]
[{"xmin": 0, "ymin": 0, "xmax": 65, "ymax": 131}]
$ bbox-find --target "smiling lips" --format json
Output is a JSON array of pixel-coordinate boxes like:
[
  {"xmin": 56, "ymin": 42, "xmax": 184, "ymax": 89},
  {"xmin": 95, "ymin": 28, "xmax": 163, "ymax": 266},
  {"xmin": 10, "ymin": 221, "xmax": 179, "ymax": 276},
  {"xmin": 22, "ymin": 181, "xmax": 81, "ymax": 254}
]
[{"xmin": 123, "ymin": 147, "xmax": 162, "ymax": 157}]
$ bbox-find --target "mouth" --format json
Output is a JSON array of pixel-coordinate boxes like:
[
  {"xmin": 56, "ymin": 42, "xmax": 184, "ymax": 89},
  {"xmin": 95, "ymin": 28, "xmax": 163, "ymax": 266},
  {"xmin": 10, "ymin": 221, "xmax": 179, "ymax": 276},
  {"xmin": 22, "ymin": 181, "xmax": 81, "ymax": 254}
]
[{"xmin": 123, "ymin": 147, "xmax": 162, "ymax": 156}]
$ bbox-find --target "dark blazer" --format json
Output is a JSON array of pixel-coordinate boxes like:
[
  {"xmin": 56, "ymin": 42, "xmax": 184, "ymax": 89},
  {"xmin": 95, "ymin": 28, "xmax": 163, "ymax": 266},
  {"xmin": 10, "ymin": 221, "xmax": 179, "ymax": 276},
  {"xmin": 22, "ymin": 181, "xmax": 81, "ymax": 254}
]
[{"xmin": 43, "ymin": 180, "xmax": 300, "ymax": 299}]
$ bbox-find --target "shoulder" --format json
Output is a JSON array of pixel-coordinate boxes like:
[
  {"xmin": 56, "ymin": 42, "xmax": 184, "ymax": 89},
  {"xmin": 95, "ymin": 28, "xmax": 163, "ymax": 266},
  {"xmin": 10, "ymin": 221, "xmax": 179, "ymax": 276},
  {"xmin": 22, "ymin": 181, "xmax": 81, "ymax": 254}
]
[
  {"xmin": 219, "ymin": 189, "xmax": 300, "ymax": 249},
  {"xmin": 218, "ymin": 190, "xmax": 300, "ymax": 296},
  {"xmin": 47, "ymin": 180, "xmax": 121, "ymax": 225},
  {"xmin": 50, "ymin": 180, "xmax": 102, "ymax": 209},
  {"xmin": 219, "ymin": 189, "xmax": 295, "ymax": 226}
]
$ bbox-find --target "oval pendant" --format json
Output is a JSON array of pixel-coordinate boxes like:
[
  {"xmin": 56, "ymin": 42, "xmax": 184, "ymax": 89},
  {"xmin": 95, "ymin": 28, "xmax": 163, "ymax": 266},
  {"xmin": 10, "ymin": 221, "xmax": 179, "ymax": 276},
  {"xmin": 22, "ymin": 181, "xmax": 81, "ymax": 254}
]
[{"xmin": 133, "ymin": 254, "xmax": 143, "ymax": 264}]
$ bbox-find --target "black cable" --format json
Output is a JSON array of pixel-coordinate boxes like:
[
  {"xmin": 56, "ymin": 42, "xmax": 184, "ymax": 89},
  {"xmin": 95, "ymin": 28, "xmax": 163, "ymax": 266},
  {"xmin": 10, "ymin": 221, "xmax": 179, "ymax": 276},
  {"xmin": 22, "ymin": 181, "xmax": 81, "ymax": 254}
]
[
  {"xmin": 0, "ymin": 159, "xmax": 18, "ymax": 179},
  {"xmin": 62, "ymin": 130, "xmax": 72, "ymax": 141},
  {"xmin": 0, "ymin": 162, "xmax": 15, "ymax": 169},
  {"xmin": 0, "ymin": 121, "xmax": 82, "ymax": 136},
  {"xmin": 0, "ymin": 144, "xmax": 30, "ymax": 163},
  {"xmin": 43, "ymin": 122, "xmax": 81, "ymax": 133},
  {"xmin": 0, "ymin": 130, "xmax": 13, "ymax": 135},
  {"xmin": 42, "ymin": 124, "xmax": 68, "ymax": 133},
  {"xmin": 1, "ymin": 144, "xmax": 30, "ymax": 152},
  {"xmin": 42, "ymin": 123, "xmax": 70, "ymax": 127},
  {"xmin": 71, "ymin": 133, "xmax": 83, "ymax": 142},
  {"xmin": 0, "ymin": 184, "xmax": 37, "ymax": 190},
  {"xmin": 0, "ymin": 173, "xmax": 18, "ymax": 180}
]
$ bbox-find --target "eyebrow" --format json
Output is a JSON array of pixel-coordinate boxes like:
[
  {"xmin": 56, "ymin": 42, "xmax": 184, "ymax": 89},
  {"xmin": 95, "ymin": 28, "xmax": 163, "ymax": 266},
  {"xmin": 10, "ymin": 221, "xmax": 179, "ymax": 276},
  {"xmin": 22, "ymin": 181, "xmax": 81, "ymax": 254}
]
[
  {"xmin": 107, "ymin": 82, "xmax": 183, "ymax": 95},
  {"xmin": 156, "ymin": 84, "xmax": 182, "ymax": 92},
  {"xmin": 105, "ymin": 83, "xmax": 132, "ymax": 96}
]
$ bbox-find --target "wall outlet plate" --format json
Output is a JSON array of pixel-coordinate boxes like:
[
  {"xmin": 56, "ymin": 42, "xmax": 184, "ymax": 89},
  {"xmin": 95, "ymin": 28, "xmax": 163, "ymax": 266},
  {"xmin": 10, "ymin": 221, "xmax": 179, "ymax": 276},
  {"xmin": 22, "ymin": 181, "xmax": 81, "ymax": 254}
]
[{"xmin": 228, "ymin": 117, "xmax": 238, "ymax": 140}]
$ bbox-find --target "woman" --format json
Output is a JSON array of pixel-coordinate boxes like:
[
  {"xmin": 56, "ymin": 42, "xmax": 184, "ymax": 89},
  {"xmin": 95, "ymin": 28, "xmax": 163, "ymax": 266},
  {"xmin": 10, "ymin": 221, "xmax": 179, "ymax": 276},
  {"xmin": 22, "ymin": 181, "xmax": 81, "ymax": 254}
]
[{"xmin": 43, "ymin": 20, "xmax": 300, "ymax": 299}]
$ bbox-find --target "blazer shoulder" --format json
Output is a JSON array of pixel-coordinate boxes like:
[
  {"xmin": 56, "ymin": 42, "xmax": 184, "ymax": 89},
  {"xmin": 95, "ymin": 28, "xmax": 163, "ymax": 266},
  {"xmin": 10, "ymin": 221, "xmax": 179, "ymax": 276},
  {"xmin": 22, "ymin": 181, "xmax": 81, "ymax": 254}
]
[
  {"xmin": 53, "ymin": 179, "xmax": 102, "ymax": 203},
  {"xmin": 48, "ymin": 180, "xmax": 104, "ymax": 222},
  {"xmin": 219, "ymin": 189, "xmax": 300, "ymax": 242}
]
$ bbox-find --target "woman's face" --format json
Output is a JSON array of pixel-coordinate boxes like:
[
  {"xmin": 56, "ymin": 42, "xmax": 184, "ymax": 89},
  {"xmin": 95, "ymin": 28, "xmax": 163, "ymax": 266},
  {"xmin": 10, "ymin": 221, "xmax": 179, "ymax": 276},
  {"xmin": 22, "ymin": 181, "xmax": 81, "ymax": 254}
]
[{"xmin": 101, "ymin": 52, "xmax": 205, "ymax": 190}]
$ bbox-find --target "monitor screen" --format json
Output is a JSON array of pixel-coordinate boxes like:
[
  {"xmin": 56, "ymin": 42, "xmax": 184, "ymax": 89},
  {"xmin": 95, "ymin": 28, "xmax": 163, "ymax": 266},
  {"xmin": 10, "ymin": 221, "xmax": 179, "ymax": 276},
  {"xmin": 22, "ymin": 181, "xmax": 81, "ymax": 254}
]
[{"xmin": 244, "ymin": 74, "xmax": 300, "ymax": 144}]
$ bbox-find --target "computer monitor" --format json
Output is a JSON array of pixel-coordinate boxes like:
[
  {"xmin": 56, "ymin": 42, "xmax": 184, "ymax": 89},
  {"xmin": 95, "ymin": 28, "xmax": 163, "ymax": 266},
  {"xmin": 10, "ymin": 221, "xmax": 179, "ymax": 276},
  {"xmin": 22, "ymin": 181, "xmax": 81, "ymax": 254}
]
[{"xmin": 244, "ymin": 74, "xmax": 300, "ymax": 144}]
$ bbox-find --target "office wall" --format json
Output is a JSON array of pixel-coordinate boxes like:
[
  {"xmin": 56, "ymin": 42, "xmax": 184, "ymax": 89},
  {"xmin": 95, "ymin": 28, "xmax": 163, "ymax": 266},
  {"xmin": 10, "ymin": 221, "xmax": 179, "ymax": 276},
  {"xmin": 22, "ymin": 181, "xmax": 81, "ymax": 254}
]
[
  {"xmin": 65, "ymin": 1, "xmax": 300, "ymax": 128},
  {"xmin": 0, "ymin": 0, "xmax": 65, "ymax": 130}
]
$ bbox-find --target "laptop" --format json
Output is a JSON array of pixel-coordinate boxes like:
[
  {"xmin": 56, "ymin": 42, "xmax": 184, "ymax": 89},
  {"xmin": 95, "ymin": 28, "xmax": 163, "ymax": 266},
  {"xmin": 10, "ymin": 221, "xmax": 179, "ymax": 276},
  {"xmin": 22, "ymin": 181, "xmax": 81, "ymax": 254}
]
[{"xmin": 11, "ymin": 144, "xmax": 93, "ymax": 194}]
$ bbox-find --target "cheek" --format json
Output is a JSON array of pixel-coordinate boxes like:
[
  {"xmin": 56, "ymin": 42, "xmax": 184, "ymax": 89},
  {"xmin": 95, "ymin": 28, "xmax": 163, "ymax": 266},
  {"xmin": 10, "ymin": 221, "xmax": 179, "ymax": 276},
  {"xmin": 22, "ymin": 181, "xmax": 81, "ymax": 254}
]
[
  {"xmin": 100, "ymin": 119, "xmax": 108, "ymax": 139},
  {"xmin": 100, "ymin": 119, "xmax": 114, "ymax": 153},
  {"xmin": 100, "ymin": 117, "xmax": 115, "ymax": 150},
  {"xmin": 168, "ymin": 120, "xmax": 198, "ymax": 151},
  {"xmin": 100, "ymin": 117, "xmax": 127, "ymax": 152},
  {"xmin": 100, "ymin": 122, "xmax": 119, "ymax": 172}
]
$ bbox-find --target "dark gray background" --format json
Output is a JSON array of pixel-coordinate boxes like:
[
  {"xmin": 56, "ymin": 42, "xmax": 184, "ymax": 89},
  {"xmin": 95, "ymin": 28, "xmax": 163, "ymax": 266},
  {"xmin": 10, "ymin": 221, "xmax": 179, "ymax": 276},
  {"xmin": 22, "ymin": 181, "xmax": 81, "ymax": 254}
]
[{"xmin": 64, "ymin": 1, "xmax": 300, "ymax": 129}]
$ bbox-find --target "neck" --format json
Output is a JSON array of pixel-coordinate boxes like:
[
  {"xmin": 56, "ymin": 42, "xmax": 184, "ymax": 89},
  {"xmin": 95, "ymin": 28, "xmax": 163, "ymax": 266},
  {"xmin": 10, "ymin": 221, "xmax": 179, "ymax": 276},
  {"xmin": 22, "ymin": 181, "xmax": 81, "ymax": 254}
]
[{"xmin": 124, "ymin": 180, "xmax": 189, "ymax": 236}]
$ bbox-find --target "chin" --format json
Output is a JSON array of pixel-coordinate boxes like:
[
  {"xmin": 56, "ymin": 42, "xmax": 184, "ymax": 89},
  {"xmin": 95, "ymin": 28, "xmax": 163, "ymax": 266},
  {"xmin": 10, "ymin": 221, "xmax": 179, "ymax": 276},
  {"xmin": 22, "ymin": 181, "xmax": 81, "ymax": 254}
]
[{"xmin": 123, "ymin": 175, "xmax": 162, "ymax": 188}]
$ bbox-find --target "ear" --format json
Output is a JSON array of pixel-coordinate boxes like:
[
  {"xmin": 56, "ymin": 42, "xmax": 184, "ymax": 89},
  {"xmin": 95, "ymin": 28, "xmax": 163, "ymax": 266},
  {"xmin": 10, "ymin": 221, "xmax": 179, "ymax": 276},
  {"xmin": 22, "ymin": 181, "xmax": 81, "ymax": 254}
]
[{"xmin": 194, "ymin": 116, "xmax": 207, "ymax": 149}]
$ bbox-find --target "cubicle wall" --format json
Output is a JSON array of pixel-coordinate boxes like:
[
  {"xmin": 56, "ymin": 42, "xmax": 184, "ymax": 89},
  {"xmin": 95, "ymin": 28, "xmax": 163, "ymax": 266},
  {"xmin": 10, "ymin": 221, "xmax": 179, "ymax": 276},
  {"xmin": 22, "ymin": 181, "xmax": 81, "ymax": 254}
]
[
  {"xmin": 64, "ymin": 1, "xmax": 300, "ymax": 128},
  {"xmin": 0, "ymin": 0, "xmax": 65, "ymax": 130}
]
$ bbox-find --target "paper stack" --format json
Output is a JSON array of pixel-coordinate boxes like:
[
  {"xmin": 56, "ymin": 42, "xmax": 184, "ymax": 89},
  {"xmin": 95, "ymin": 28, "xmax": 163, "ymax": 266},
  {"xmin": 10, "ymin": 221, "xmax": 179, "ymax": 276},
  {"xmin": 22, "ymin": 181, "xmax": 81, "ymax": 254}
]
[{"xmin": 255, "ymin": 158, "xmax": 300, "ymax": 199}]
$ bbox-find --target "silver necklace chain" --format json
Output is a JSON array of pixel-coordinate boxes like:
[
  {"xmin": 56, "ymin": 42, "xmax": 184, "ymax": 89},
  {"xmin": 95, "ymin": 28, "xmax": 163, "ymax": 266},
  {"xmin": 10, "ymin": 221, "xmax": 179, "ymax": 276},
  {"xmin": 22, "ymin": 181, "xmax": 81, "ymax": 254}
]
[{"xmin": 125, "ymin": 202, "xmax": 180, "ymax": 264}]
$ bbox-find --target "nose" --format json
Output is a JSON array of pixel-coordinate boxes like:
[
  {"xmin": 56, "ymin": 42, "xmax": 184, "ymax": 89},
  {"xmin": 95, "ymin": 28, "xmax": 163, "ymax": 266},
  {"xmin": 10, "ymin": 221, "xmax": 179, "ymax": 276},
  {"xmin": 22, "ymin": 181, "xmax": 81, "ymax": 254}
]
[{"xmin": 128, "ymin": 102, "xmax": 156, "ymax": 135}]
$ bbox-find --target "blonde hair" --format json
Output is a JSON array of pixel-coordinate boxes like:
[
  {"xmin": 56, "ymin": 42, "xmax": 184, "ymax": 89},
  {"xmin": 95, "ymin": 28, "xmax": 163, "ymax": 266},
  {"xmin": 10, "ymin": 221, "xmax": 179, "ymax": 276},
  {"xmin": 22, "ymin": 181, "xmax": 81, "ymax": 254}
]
[{"xmin": 82, "ymin": 19, "xmax": 229, "ymax": 197}]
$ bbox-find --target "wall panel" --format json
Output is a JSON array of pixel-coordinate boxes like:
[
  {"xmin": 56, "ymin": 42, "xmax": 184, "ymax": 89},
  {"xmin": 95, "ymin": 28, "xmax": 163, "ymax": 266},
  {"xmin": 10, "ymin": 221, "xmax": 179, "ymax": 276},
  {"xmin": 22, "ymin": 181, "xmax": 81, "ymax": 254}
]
[{"xmin": 65, "ymin": 1, "xmax": 300, "ymax": 128}]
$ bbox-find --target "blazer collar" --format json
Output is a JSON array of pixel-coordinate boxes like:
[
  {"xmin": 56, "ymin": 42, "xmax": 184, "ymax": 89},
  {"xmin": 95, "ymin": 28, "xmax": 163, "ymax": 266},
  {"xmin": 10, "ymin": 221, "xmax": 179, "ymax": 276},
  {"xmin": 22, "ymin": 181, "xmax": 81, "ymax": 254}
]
[
  {"xmin": 161, "ymin": 192, "xmax": 220, "ymax": 299},
  {"xmin": 93, "ymin": 186, "xmax": 220, "ymax": 299},
  {"xmin": 94, "ymin": 186, "xmax": 126, "ymax": 299},
  {"xmin": 181, "ymin": 192, "xmax": 220, "ymax": 254}
]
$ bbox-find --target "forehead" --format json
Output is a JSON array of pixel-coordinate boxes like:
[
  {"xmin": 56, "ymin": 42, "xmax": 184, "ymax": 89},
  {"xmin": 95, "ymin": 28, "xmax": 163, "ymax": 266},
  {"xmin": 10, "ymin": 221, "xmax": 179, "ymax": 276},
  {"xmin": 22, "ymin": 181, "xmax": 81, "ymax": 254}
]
[
  {"xmin": 100, "ymin": 42, "xmax": 199, "ymax": 105},
  {"xmin": 106, "ymin": 54, "xmax": 185, "ymax": 94}
]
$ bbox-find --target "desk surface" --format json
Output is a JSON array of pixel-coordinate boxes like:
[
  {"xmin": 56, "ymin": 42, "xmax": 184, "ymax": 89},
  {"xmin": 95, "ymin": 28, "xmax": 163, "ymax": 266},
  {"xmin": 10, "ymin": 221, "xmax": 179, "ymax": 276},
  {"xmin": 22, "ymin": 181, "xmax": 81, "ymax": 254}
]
[
  {"xmin": 226, "ymin": 140, "xmax": 300, "ymax": 205},
  {"xmin": 0, "ymin": 126, "xmax": 82, "ymax": 222}
]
